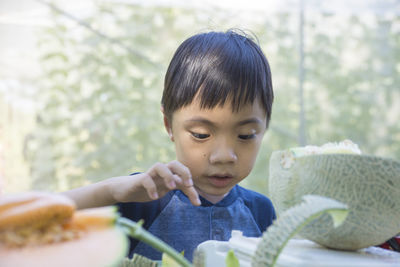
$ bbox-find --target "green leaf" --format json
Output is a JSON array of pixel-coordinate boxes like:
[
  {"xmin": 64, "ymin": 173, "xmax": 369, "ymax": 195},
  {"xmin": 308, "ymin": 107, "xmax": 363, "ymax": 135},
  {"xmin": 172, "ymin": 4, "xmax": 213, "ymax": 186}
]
[
  {"xmin": 225, "ymin": 250, "xmax": 239, "ymax": 267},
  {"xmin": 162, "ymin": 251, "xmax": 184, "ymax": 267}
]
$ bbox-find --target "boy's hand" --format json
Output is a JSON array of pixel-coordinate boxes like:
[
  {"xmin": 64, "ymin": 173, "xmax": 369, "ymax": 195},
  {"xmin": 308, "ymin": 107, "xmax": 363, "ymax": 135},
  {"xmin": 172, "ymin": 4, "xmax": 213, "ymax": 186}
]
[{"xmin": 109, "ymin": 161, "xmax": 201, "ymax": 206}]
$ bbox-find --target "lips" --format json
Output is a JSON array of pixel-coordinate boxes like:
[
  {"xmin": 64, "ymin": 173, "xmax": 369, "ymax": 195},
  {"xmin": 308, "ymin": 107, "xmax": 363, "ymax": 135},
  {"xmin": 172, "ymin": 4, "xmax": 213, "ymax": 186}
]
[{"xmin": 206, "ymin": 174, "xmax": 234, "ymax": 188}]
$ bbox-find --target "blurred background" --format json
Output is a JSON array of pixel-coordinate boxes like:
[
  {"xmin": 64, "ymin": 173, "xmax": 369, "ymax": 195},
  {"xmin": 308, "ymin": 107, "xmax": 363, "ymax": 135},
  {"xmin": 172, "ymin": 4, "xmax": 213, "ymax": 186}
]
[{"xmin": 0, "ymin": 0, "xmax": 399, "ymax": 195}]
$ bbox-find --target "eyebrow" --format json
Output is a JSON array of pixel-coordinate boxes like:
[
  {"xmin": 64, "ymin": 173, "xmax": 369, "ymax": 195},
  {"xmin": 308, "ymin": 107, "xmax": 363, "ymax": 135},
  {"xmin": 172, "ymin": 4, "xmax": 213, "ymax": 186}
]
[{"xmin": 186, "ymin": 117, "xmax": 263, "ymax": 126}]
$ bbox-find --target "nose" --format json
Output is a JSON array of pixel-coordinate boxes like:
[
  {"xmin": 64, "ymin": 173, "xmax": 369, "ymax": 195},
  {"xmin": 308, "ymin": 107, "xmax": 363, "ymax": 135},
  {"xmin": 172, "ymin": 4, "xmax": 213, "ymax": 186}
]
[{"xmin": 209, "ymin": 138, "xmax": 237, "ymax": 164}]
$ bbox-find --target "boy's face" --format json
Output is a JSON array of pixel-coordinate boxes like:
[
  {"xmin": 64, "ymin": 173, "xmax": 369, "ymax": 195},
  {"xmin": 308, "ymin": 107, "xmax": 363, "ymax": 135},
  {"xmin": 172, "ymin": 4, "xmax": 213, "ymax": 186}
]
[{"xmin": 164, "ymin": 96, "xmax": 267, "ymax": 202}]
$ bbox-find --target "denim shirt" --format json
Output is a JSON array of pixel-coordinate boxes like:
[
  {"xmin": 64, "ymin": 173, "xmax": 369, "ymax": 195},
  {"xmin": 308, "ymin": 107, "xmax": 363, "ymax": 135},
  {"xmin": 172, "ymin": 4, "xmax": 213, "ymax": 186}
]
[{"xmin": 117, "ymin": 185, "xmax": 276, "ymax": 261}]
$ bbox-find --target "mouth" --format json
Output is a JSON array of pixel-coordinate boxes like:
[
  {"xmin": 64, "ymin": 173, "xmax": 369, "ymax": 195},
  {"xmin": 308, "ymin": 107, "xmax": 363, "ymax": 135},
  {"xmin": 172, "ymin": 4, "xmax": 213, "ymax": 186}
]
[{"xmin": 206, "ymin": 174, "xmax": 234, "ymax": 188}]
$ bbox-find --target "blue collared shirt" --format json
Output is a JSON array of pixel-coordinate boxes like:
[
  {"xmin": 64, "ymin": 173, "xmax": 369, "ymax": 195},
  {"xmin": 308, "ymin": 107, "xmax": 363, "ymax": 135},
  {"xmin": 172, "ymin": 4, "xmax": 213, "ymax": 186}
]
[{"xmin": 117, "ymin": 185, "xmax": 276, "ymax": 261}]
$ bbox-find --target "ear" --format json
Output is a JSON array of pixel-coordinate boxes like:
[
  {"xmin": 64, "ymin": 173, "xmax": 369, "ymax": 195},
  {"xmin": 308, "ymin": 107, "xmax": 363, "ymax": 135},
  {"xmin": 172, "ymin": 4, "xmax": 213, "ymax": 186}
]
[{"xmin": 161, "ymin": 106, "xmax": 174, "ymax": 142}]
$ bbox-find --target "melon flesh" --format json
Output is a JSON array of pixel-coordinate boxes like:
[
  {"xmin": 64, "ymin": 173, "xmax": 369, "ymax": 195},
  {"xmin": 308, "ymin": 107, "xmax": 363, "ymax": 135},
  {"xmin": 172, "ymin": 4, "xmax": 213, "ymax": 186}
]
[
  {"xmin": 0, "ymin": 206, "xmax": 128, "ymax": 267},
  {"xmin": 0, "ymin": 227, "xmax": 127, "ymax": 267}
]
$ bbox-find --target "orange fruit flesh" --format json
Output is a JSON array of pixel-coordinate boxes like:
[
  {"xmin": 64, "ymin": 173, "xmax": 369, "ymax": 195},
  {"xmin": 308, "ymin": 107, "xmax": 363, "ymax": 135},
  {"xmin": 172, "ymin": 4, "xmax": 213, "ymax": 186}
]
[
  {"xmin": 0, "ymin": 193, "xmax": 75, "ymax": 231},
  {"xmin": 0, "ymin": 227, "xmax": 127, "ymax": 267},
  {"xmin": 0, "ymin": 206, "xmax": 128, "ymax": 267},
  {"xmin": 64, "ymin": 206, "xmax": 117, "ymax": 230}
]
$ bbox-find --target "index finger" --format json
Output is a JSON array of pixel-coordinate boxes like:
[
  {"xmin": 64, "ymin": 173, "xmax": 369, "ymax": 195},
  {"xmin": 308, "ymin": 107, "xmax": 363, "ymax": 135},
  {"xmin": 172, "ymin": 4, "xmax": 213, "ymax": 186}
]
[
  {"xmin": 167, "ymin": 161, "xmax": 193, "ymax": 187},
  {"xmin": 180, "ymin": 184, "xmax": 201, "ymax": 206},
  {"xmin": 167, "ymin": 161, "xmax": 201, "ymax": 206}
]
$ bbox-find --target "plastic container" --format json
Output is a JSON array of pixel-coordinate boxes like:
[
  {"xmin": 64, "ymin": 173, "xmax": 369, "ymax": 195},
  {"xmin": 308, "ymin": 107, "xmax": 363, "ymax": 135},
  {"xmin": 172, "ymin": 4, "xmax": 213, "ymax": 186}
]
[{"xmin": 196, "ymin": 231, "xmax": 400, "ymax": 267}]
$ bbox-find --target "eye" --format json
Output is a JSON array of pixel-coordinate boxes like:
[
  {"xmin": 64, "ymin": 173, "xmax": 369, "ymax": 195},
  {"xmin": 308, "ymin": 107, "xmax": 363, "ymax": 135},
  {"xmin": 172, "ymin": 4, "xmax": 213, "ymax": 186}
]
[
  {"xmin": 191, "ymin": 132, "xmax": 210, "ymax": 139},
  {"xmin": 238, "ymin": 134, "xmax": 255, "ymax": 140}
]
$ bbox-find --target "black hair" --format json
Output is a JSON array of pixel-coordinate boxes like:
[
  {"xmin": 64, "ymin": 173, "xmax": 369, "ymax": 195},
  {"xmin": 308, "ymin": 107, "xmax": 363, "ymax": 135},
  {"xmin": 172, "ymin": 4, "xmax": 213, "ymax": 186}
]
[{"xmin": 162, "ymin": 29, "xmax": 274, "ymax": 127}]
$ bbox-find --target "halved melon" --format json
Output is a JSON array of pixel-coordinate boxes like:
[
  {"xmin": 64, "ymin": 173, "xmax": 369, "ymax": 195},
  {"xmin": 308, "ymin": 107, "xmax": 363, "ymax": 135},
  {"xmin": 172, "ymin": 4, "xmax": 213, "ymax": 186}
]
[
  {"xmin": 0, "ymin": 227, "xmax": 127, "ymax": 267},
  {"xmin": 0, "ymin": 193, "xmax": 128, "ymax": 267},
  {"xmin": 0, "ymin": 192, "xmax": 75, "ymax": 231},
  {"xmin": 269, "ymin": 144, "xmax": 400, "ymax": 250}
]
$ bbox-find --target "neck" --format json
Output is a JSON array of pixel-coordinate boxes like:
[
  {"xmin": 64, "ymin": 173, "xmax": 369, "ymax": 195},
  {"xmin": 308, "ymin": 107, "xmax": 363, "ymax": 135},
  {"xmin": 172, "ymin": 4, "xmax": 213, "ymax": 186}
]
[{"xmin": 195, "ymin": 188, "xmax": 228, "ymax": 204}]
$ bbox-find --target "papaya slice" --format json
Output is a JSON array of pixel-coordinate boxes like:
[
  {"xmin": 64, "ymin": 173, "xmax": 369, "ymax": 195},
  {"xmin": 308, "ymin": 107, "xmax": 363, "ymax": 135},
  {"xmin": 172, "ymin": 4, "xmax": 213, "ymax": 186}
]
[
  {"xmin": 0, "ymin": 192, "xmax": 75, "ymax": 231},
  {"xmin": 0, "ymin": 193, "xmax": 128, "ymax": 267}
]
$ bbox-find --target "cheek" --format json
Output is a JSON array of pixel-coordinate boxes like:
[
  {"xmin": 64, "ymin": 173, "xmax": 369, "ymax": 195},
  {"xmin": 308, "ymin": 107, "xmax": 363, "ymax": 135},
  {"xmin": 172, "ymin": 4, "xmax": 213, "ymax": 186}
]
[
  {"xmin": 238, "ymin": 142, "xmax": 262, "ymax": 172},
  {"xmin": 174, "ymin": 136, "xmax": 207, "ymax": 170}
]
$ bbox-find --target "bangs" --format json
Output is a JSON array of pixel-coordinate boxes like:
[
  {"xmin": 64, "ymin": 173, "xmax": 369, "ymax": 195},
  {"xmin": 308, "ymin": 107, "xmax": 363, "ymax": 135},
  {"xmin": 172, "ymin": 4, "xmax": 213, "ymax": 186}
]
[
  {"xmin": 162, "ymin": 30, "xmax": 273, "ymax": 124},
  {"xmin": 196, "ymin": 37, "xmax": 270, "ymax": 112}
]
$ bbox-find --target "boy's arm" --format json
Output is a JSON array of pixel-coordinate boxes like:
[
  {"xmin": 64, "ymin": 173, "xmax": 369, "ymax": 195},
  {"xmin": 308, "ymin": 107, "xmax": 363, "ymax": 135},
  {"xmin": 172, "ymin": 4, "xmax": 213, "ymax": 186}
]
[
  {"xmin": 61, "ymin": 178, "xmax": 116, "ymax": 210},
  {"xmin": 62, "ymin": 160, "xmax": 201, "ymax": 209}
]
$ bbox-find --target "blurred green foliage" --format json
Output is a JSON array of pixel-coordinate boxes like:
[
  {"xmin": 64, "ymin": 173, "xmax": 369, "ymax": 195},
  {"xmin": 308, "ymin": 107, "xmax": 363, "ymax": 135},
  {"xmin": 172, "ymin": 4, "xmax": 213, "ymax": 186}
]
[{"xmin": 22, "ymin": 3, "xmax": 400, "ymax": 195}]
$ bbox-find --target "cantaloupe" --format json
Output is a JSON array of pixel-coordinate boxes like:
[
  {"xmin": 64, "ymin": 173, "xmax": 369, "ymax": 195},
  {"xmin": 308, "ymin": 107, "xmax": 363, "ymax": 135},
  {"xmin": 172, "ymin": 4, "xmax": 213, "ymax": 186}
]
[
  {"xmin": 0, "ymin": 225, "xmax": 127, "ymax": 267},
  {"xmin": 0, "ymin": 193, "xmax": 128, "ymax": 267},
  {"xmin": 0, "ymin": 192, "xmax": 75, "ymax": 231},
  {"xmin": 269, "ymin": 143, "xmax": 400, "ymax": 250}
]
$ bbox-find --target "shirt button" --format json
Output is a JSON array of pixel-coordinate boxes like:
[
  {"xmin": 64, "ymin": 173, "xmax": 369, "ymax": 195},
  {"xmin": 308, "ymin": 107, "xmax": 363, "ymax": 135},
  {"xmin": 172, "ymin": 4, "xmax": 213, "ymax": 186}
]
[{"xmin": 213, "ymin": 228, "xmax": 222, "ymax": 240}]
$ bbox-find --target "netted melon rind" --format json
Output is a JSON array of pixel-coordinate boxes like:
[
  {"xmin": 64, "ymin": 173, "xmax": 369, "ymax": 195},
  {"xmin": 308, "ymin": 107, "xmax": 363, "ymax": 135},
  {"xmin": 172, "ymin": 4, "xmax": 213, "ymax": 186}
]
[{"xmin": 269, "ymin": 152, "xmax": 400, "ymax": 250}]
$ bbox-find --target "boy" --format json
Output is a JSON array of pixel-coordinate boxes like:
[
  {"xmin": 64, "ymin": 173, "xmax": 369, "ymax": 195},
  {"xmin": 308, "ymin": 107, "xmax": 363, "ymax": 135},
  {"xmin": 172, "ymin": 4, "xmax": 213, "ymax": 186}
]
[{"xmin": 63, "ymin": 30, "xmax": 276, "ymax": 261}]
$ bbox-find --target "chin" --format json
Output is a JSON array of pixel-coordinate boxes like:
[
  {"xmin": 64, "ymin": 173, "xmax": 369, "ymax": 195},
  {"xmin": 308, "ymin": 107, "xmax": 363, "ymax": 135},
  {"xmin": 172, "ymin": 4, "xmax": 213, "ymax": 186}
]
[{"xmin": 202, "ymin": 186, "xmax": 232, "ymax": 197}]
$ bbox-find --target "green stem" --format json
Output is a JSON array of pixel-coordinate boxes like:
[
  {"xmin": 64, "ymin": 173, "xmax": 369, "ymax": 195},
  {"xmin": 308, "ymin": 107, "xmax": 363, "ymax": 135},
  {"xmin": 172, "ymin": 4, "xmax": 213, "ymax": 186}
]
[{"xmin": 117, "ymin": 217, "xmax": 193, "ymax": 267}]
